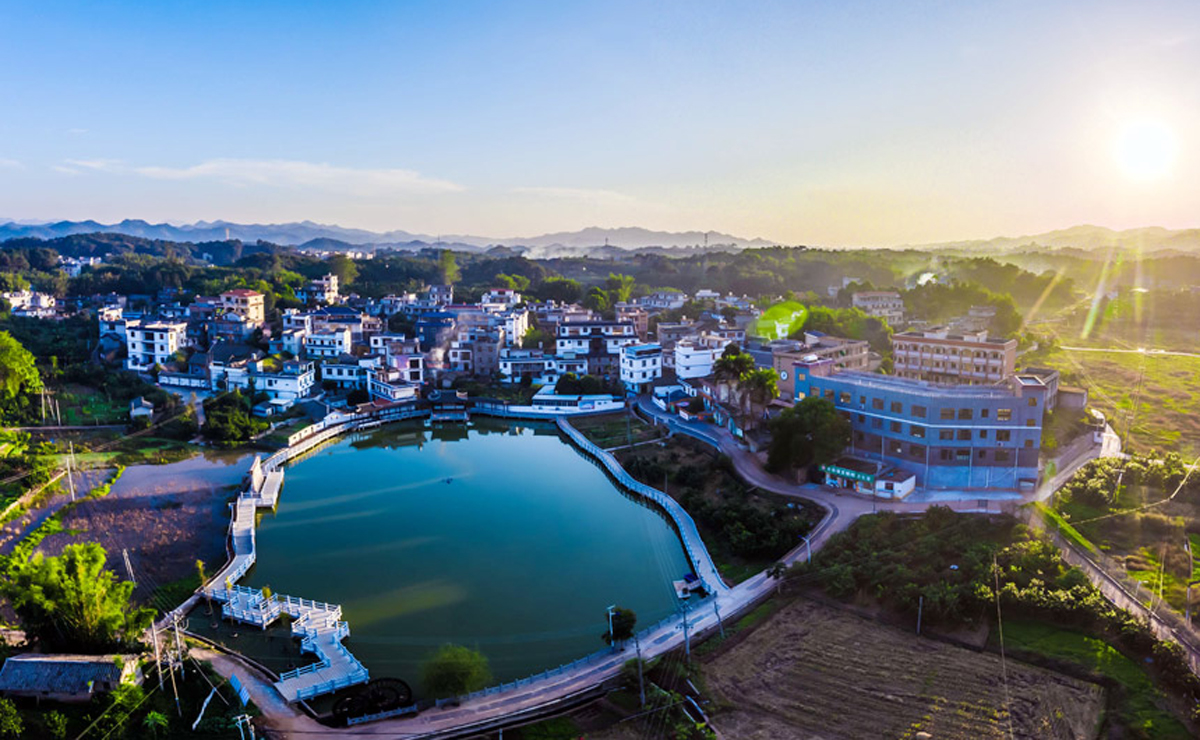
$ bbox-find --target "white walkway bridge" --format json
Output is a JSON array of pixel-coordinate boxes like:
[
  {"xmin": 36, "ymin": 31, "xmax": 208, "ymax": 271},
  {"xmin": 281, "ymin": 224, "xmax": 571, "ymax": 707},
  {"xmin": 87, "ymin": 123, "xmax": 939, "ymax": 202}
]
[{"xmin": 202, "ymin": 454, "xmax": 370, "ymax": 703}]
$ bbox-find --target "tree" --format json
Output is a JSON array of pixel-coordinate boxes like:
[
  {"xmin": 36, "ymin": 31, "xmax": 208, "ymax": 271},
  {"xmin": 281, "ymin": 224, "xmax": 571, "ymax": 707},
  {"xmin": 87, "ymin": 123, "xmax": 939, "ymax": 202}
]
[
  {"xmin": 0, "ymin": 698, "xmax": 20, "ymax": 738},
  {"xmin": 766, "ymin": 396, "xmax": 851, "ymax": 473},
  {"xmin": 421, "ymin": 644, "xmax": 492, "ymax": 698},
  {"xmin": 326, "ymin": 254, "xmax": 359, "ymax": 287},
  {"xmin": 201, "ymin": 391, "xmax": 267, "ymax": 444},
  {"xmin": 45, "ymin": 710, "xmax": 68, "ymax": 740},
  {"xmin": 712, "ymin": 344, "xmax": 756, "ymax": 424},
  {"xmin": 601, "ymin": 607, "xmax": 637, "ymax": 647},
  {"xmin": 142, "ymin": 711, "xmax": 169, "ymax": 738},
  {"xmin": 0, "ymin": 330, "xmax": 42, "ymax": 409},
  {"xmin": 439, "ymin": 250, "xmax": 461, "ymax": 285},
  {"xmin": 742, "ymin": 367, "xmax": 780, "ymax": 431},
  {"xmin": 605, "ymin": 273, "xmax": 636, "ymax": 304},
  {"xmin": 582, "ymin": 286, "xmax": 610, "ymax": 313},
  {"xmin": 537, "ymin": 276, "xmax": 582, "ymax": 303},
  {"xmin": 494, "ymin": 273, "xmax": 531, "ymax": 293},
  {"xmin": 2, "ymin": 542, "xmax": 154, "ymax": 652}
]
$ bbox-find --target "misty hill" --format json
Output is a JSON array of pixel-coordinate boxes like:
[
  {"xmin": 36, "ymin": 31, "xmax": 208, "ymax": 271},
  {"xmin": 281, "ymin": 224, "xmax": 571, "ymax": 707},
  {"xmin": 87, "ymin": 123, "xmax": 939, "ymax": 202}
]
[
  {"xmin": 0, "ymin": 219, "xmax": 775, "ymax": 253},
  {"xmin": 911, "ymin": 225, "xmax": 1200, "ymax": 254}
]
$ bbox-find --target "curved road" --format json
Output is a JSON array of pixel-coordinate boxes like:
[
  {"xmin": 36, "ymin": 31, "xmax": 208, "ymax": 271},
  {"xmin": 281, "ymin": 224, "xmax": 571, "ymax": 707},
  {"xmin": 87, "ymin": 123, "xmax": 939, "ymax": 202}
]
[{"xmin": 213, "ymin": 399, "xmax": 1107, "ymax": 739}]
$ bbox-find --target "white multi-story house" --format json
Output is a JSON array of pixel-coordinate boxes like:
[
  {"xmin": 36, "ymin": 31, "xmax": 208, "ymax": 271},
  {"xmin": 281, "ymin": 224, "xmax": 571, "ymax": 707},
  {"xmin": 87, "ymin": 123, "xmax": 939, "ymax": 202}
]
[
  {"xmin": 219, "ymin": 289, "xmax": 266, "ymax": 324},
  {"xmin": 639, "ymin": 291, "xmax": 688, "ymax": 311},
  {"xmin": 219, "ymin": 359, "xmax": 316, "ymax": 401},
  {"xmin": 620, "ymin": 343, "xmax": 663, "ymax": 393},
  {"xmin": 304, "ymin": 327, "xmax": 352, "ymax": 359},
  {"xmin": 555, "ymin": 320, "xmax": 637, "ymax": 376},
  {"xmin": 124, "ymin": 319, "xmax": 188, "ymax": 372},
  {"xmin": 480, "ymin": 288, "xmax": 522, "ymax": 307},
  {"xmin": 491, "ymin": 308, "xmax": 530, "ymax": 347},
  {"xmin": 498, "ymin": 348, "xmax": 588, "ymax": 385},
  {"xmin": 298, "ymin": 273, "xmax": 340, "ymax": 305},
  {"xmin": 674, "ymin": 340, "xmax": 720, "ymax": 380},
  {"xmin": 319, "ymin": 355, "xmax": 383, "ymax": 389},
  {"xmin": 851, "ymin": 291, "xmax": 905, "ymax": 324},
  {"xmin": 380, "ymin": 293, "xmax": 418, "ymax": 315}
]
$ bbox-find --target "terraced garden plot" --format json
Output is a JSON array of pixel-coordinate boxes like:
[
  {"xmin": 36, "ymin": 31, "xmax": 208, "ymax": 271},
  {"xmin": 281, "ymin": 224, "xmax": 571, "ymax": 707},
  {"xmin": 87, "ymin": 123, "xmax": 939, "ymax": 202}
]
[{"xmin": 703, "ymin": 598, "xmax": 1104, "ymax": 740}]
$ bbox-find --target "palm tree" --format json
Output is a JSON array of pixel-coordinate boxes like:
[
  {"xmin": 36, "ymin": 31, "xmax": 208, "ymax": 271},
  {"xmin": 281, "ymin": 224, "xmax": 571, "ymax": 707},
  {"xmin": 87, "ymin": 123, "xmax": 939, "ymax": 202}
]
[
  {"xmin": 712, "ymin": 346, "xmax": 755, "ymax": 409},
  {"xmin": 742, "ymin": 368, "xmax": 780, "ymax": 432}
]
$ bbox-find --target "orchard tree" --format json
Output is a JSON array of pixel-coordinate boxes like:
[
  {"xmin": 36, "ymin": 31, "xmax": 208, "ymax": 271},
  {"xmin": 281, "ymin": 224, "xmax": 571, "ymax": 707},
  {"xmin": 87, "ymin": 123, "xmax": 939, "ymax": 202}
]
[
  {"xmin": 422, "ymin": 644, "xmax": 492, "ymax": 698},
  {"xmin": 3, "ymin": 542, "xmax": 154, "ymax": 652},
  {"xmin": 0, "ymin": 331, "xmax": 42, "ymax": 423},
  {"xmin": 601, "ymin": 606, "xmax": 637, "ymax": 647},
  {"xmin": 766, "ymin": 396, "xmax": 851, "ymax": 473}
]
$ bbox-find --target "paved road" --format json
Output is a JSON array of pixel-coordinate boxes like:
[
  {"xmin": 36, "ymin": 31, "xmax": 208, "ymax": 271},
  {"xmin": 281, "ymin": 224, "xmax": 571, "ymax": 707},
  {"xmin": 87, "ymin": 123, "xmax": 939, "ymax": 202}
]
[
  {"xmin": 205, "ymin": 399, "xmax": 1110, "ymax": 739},
  {"xmin": 1060, "ymin": 345, "xmax": 1200, "ymax": 360}
]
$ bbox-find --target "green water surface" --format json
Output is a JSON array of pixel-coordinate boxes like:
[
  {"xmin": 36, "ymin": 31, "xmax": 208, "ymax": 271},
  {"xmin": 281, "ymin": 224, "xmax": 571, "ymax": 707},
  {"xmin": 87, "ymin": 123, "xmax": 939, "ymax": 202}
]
[{"xmin": 245, "ymin": 420, "xmax": 693, "ymax": 686}]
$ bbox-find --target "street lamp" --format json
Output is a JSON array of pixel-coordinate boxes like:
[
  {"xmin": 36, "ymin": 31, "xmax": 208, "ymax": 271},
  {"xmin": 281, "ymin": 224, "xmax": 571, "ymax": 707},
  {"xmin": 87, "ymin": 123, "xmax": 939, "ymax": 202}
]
[
  {"xmin": 799, "ymin": 534, "xmax": 812, "ymax": 563},
  {"xmin": 606, "ymin": 604, "xmax": 617, "ymax": 652}
]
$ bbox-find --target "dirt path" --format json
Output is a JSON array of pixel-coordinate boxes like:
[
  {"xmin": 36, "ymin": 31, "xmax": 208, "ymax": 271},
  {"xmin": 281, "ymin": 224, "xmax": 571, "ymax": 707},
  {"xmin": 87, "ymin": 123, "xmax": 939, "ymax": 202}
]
[{"xmin": 703, "ymin": 597, "xmax": 1105, "ymax": 740}]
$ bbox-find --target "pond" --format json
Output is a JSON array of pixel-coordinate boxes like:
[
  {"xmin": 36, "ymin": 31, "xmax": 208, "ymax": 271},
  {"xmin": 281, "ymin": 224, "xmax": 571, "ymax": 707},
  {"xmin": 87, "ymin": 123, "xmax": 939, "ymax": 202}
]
[{"xmin": 241, "ymin": 419, "xmax": 693, "ymax": 688}]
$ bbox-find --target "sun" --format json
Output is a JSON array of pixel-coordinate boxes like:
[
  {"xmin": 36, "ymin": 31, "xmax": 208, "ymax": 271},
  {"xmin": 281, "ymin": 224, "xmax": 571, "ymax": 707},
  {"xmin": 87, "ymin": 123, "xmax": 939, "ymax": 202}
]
[{"xmin": 1113, "ymin": 120, "xmax": 1178, "ymax": 181}]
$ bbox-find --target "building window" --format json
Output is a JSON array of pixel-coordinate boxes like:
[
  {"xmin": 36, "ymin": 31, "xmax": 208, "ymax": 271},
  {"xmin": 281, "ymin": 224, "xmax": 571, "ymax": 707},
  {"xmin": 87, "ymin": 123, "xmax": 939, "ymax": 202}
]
[
  {"xmin": 857, "ymin": 414, "xmax": 865, "ymax": 423},
  {"xmin": 998, "ymin": 408, "xmax": 1012, "ymax": 421},
  {"xmin": 839, "ymin": 391, "xmax": 852, "ymax": 404},
  {"xmin": 912, "ymin": 405, "xmax": 927, "ymax": 418},
  {"xmin": 1026, "ymin": 419, "xmax": 1036, "ymax": 427},
  {"xmin": 890, "ymin": 421, "xmax": 902, "ymax": 433},
  {"xmin": 939, "ymin": 430, "xmax": 953, "ymax": 441},
  {"xmin": 939, "ymin": 408, "xmax": 954, "ymax": 420},
  {"xmin": 958, "ymin": 408, "xmax": 973, "ymax": 420},
  {"xmin": 1025, "ymin": 439, "xmax": 1034, "ymax": 448},
  {"xmin": 910, "ymin": 443, "xmax": 925, "ymax": 456},
  {"xmin": 890, "ymin": 442, "xmax": 904, "ymax": 455},
  {"xmin": 872, "ymin": 398, "xmax": 884, "ymax": 410},
  {"xmin": 957, "ymin": 429, "xmax": 972, "ymax": 441},
  {"xmin": 859, "ymin": 395, "xmax": 866, "ymax": 405},
  {"xmin": 940, "ymin": 449, "xmax": 953, "ymax": 461},
  {"xmin": 996, "ymin": 450, "xmax": 1011, "ymax": 462},
  {"xmin": 997, "ymin": 430, "xmax": 1011, "ymax": 442},
  {"xmin": 956, "ymin": 449, "xmax": 970, "ymax": 460},
  {"xmin": 890, "ymin": 401, "xmax": 902, "ymax": 413},
  {"xmin": 980, "ymin": 408, "xmax": 989, "ymax": 418},
  {"xmin": 871, "ymin": 418, "xmax": 882, "ymax": 429},
  {"xmin": 979, "ymin": 430, "xmax": 988, "ymax": 439},
  {"xmin": 911, "ymin": 425, "xmax": 925, "ymax": 438}
]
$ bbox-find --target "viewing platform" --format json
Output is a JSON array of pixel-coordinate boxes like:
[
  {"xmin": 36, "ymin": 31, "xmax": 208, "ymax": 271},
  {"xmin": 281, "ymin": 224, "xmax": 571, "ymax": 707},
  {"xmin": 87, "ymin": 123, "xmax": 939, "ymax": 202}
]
[{"xmin": 200, "ymin": 454, "xmax": 370, "ymax": 703}]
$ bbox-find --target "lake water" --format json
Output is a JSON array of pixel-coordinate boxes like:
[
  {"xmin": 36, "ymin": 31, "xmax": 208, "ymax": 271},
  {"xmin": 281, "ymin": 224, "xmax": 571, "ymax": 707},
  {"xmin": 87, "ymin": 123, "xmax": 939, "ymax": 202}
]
[{"xmin": 245, "ymin": 420, "xmax": 692, "ymax": 685}]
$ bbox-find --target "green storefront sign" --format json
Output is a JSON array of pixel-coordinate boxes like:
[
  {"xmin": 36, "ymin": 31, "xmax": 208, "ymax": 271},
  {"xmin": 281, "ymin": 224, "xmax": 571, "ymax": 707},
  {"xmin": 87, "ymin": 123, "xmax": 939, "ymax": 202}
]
[{"xmin": 819, "ymin": 464, "xmax": 875, "ymax": 484}]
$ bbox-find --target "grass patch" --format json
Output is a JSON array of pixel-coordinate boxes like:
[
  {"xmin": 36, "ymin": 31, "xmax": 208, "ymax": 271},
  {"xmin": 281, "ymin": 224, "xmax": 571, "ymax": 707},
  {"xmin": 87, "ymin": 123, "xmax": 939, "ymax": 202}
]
[
  {"xmin": 1034, "ymin": 345, "xmax": 1200, "ymax": 456},
  {"xmin": 572, "ymin": 413, "xmax": 662, "ymax": 448},
  {"xmin": 1000, "ymin": 620, "xmax": 1190, "ymax": 739},
  {"xmin": 695, "ymin": 599, "xmax": 782, "ymax": 657},
  {"xmin": 1034, "ymin": 501, "xmax": 1096, "ymax": 553}
]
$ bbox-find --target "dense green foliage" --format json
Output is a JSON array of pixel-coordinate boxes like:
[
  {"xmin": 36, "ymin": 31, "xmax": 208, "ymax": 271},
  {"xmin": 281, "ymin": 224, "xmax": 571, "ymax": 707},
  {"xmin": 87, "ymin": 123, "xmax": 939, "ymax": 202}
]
[
  {"xmin": 901, "ymin": 280, "xmax": 1022, "ymax": 336},
  {"xmin": 797, "ymin": 305, "xmax": 893, "ymax": 353},
  {"xmin": 2, "ymin": 542, "xmax": 153, "ymax": 652},
  {"xmin": 0, "ymin": 331, "xmax": 43, "ymax": 423},
  {"xmin": 601, "ymin": 606, "xmax": 638, "ymax": 646},
  {"xmin": 1054, "ymin": 453, "xmax": 1194, "ymax": 510},
  {"xmin": 421, "ymin": 644, "xmax": 493, "ymax": 698},
  {"xmin": 554, "ymin": 373, "xmax": 614, "ymax": 396},
  {"xmin": 201, "ymin": 391, "xmax": 267, "ymax": 444},
  {"xmin": 765, "ymin": 396, "xmax": 851, "ymax": 472}
]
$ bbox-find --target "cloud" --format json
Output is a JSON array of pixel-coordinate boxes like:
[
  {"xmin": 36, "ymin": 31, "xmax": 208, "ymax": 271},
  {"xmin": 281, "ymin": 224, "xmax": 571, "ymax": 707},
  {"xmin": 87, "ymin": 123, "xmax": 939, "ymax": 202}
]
[
  {"xmin": 0, "ymin": 159, "xmax": 23, "ymax": 170},
  {"xmin": 61, "ymin": 157, "xmax": 463, "ymax": 195}
]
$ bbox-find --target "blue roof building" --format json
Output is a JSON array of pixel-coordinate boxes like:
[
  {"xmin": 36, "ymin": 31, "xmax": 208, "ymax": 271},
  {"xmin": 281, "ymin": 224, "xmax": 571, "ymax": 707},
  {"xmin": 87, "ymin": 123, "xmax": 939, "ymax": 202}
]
[{"xmin": 792, "ymin": 358, "xmax": 1047, "ymax": 491}]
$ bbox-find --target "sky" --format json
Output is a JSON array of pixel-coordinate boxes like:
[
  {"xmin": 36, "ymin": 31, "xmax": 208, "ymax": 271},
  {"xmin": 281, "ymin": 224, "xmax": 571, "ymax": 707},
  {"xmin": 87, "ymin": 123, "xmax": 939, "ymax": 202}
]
[{"xmin": 0, "ymin": 0, "xmax": 1198, "ymax": 247}]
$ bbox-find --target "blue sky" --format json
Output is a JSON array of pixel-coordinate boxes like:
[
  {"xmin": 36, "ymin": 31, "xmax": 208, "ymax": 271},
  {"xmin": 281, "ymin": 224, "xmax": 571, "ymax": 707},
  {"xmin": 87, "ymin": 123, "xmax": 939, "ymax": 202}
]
[{"xmin": 1, "ymin": 1, "xmax": 1197, "ymax": 245}]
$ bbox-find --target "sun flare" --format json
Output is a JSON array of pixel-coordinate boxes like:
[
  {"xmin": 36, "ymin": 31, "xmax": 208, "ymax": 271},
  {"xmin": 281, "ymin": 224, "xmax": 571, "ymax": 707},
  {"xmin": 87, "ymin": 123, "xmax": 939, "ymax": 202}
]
[{"xmin": 1114, "ymin": 120, "xmax": 1178, "ymax": 181}]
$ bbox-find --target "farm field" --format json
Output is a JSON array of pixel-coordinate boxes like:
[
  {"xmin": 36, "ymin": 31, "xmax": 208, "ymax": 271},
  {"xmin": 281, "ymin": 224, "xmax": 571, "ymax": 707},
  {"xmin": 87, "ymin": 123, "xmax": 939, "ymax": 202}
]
[
  {"xmin": 1033, "ymin": 346, "xmax": 1200, "ymax": 456},
  {"xmin": 570, "ymin": 411, "xmax": 662, "ymax": 448},
  {"xmin": 700, "ymin": 597, "xmax": 1105, "ymax": 740}
]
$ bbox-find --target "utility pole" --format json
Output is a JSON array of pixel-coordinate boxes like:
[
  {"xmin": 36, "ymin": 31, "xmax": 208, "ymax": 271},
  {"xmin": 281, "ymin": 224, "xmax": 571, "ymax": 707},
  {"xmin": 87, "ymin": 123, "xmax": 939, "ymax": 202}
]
[
  {"xmin": 800, "ymin": 534, "xmax": 812, "ymax": 564},
  {"xmin": 152, "ymin": 625, "xmax": 164, "ymax": 690},
  {"xmin": 122, "ymin": 549, "xmax": 136, "ymax": 587},
  {"xmin": 634, "ymin": 633, "xmax": 646, "ymax": 708},
  {"xmin": 65, "ymin": 444, "xmax": 76, "ymax": 502},
  {"xmin": 680, "ymin": 604, "xmax": 691, "ymax": 664},
  {"xmin": 916, "ymin": 595, "xmax": 924, "ymax": 636},
  {"xmin": 606, "ymin": 604, "xmax": 617, "ymax": 653},
  {"xmin": 713, "ymin": 600, "xmax": 725, "ymax": 639}
]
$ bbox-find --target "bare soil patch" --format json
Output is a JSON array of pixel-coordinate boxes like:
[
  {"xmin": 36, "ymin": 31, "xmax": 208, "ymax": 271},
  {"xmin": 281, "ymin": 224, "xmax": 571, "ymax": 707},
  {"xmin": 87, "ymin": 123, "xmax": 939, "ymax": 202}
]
[{"xmin": 702, "ymin": 597, "xmax": 1104, "ymax": 740}]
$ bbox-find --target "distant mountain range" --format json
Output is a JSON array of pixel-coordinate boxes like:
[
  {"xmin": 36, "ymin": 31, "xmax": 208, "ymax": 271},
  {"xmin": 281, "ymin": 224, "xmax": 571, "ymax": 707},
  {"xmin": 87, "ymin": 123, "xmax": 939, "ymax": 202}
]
[
  {"xmin": 907, "ymin": 225, "xmax": 1200, "ymax": 255},
  {"xmin": 0, "ymin": 219, "xmax": 776, "ymax": 254}
]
